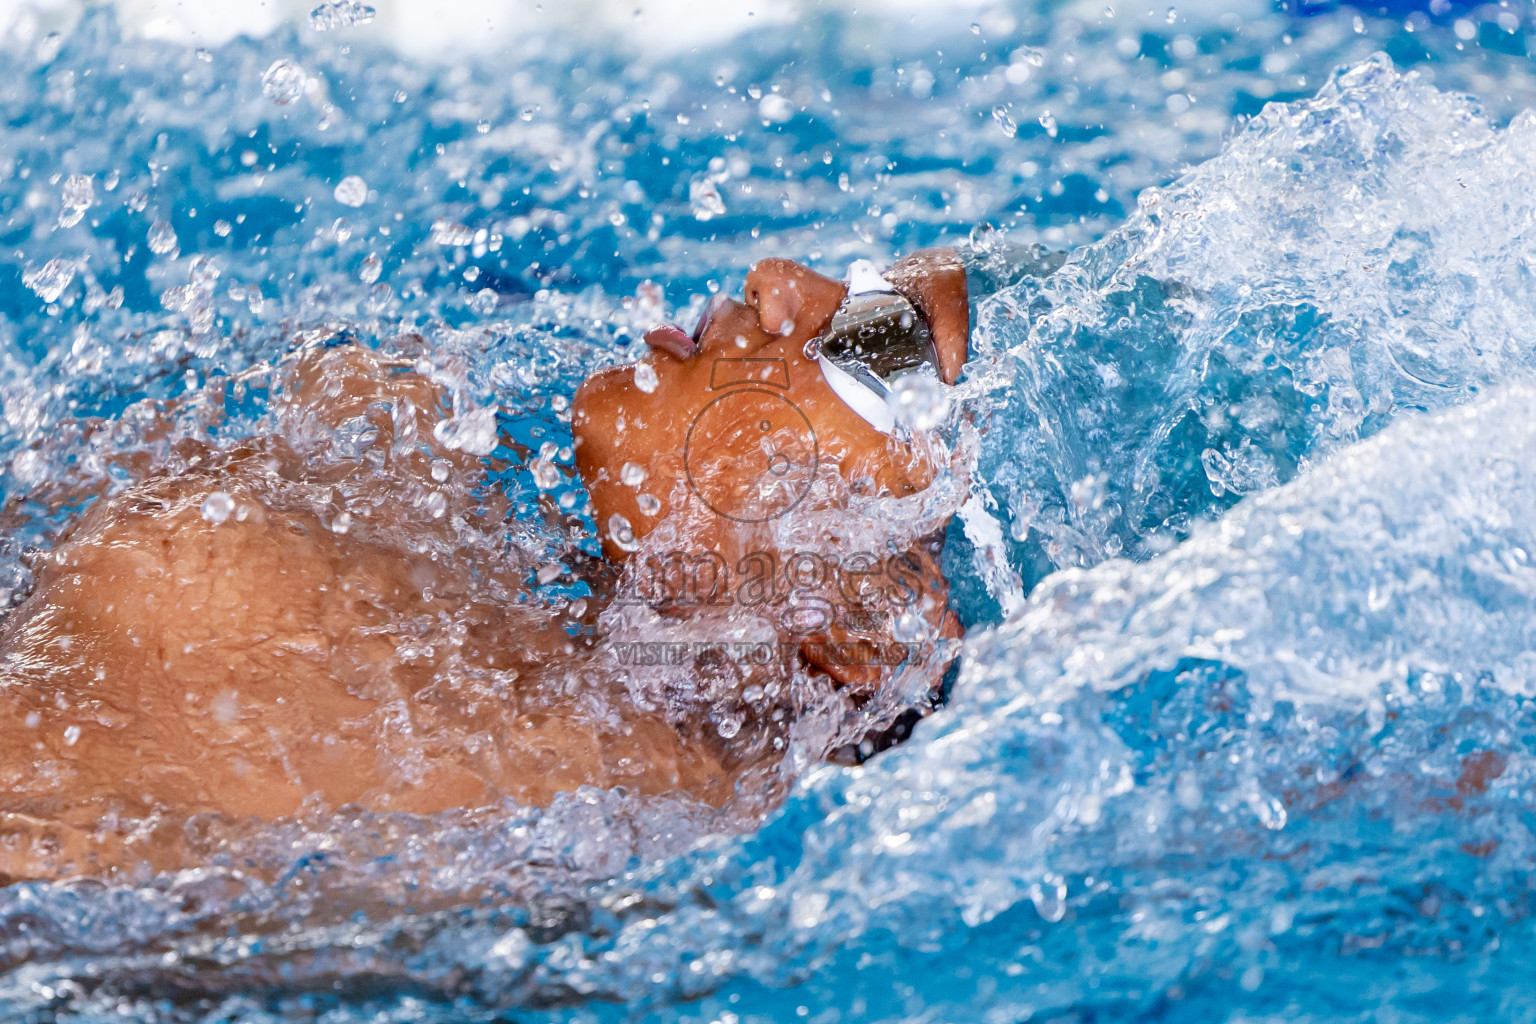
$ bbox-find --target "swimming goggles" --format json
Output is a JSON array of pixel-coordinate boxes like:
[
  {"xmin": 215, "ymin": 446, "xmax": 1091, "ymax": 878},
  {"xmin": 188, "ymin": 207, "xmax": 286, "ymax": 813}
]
[{"xmin": 808, "ymin": 260, "xmax": 936, "ymax": 435}]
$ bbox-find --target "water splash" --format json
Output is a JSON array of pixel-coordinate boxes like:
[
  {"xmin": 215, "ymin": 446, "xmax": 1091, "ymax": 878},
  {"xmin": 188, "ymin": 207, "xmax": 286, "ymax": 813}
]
[
  {"xmin": 1, "ymin": 2, "xmax": 1536, "ymax": 1021},
  {"xmin": 972, "ymin": 55, "xmax": 1536, "ymax": 588}
]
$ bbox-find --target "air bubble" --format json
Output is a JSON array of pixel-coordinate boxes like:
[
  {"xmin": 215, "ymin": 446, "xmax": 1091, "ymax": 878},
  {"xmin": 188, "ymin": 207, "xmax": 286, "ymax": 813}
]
[
  {"xmin": 621, "ymin": 462, "xmax": 647, "ymax": 487},
  {"xmin": 424, "ymin": 491, "xmax": 447, "ymax": 518},
  {"xmin": 330, "ymin": 512, "xmax": 352, "ymax": 534},
  {"xmin": 63, "ymin": 724, "xmax": 81, "ymax": 746},
  {"xmin": 1039, "ymin": 111, "xmax": 1059, "ymax": 138},
  {"xmin": 637, "ymin": 493, "xmax": 661, "ymax": 516}
]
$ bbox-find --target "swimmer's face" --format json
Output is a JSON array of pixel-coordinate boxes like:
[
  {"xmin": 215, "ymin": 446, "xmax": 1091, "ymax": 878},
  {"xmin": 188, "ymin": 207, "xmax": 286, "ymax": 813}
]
[{"xmin": 572, "ymin": 256, "xmax": 964, "ymax": 560}]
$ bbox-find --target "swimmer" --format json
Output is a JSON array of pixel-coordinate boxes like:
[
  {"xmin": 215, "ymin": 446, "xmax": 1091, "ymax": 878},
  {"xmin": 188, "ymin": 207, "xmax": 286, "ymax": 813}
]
[{"xmin": 0, "ymin": 250, "xmax": 971, "ymax": 881}]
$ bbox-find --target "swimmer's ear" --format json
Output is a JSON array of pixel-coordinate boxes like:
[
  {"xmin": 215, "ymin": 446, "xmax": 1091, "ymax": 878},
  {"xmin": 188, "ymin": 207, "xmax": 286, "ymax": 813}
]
[
  {"xmin": 643, "ymin": 323, "xmax": 697, "ymax": 361},
  {"xmin": 744, "ymin": 258, "xmax": 845, "ymax": 339},
  {"xmin": 886, "ymin": 248, "xmax": 969, "ymax": 385}
]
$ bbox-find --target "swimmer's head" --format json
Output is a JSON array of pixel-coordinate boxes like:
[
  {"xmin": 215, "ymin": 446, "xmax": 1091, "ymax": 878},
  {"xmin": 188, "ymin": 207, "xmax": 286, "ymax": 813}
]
[{"xmin": 572, "ymin": 252, "xmax": 968, "ymax": 561}]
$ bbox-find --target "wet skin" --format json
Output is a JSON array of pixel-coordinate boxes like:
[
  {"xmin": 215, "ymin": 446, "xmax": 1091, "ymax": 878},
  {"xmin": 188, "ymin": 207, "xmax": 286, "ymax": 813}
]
[
  {"xmin": 0, "ymin": 252, "xmax": 969, "ymax": 880},
  {"xmin": 573, "ymin": 252, "xmax": 968, "ymax": 685}
]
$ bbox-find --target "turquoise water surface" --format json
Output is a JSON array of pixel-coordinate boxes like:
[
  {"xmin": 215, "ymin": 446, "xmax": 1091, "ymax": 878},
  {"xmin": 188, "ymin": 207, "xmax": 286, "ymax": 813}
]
[{"xmin": 4, "ymin": 2, "xmax": 1536, "ymax": 1021}]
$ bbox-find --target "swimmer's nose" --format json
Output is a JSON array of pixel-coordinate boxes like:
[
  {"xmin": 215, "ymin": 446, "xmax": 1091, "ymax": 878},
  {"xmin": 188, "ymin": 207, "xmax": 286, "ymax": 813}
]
[
  {"xmin": 744, "ymin": 258, "xmax": 847, "ymax": 340},
  {"xmin": 644, "ymin": 322, "xmax": 697, "ymax": 361}
]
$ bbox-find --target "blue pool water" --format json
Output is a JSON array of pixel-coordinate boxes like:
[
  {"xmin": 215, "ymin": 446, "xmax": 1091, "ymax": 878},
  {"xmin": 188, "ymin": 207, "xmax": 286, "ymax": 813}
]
[{"xmin": 5, "ymin": 2, "xmax": 1536, "ymax": 1020}]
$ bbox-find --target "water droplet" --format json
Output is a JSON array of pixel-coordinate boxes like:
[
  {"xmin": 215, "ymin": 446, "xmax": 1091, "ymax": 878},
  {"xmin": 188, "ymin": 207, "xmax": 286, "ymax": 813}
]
[
  {"xmin": 892, "ymin": 610, "xmax": 927, "ymax": 643},
  {"xmin": 758, "ymin": 93, "xmax": 794, "ymax": 123},
  {"xmin": 308, "ymin": 0, "xmax": 376, "ymax": 30},
  {"xmin": 366, "ymin": 282, "xmax": 393, "ymax": 313},
  {"xmin": 469, "ymin": 287, "xmax": 499, "ymax": 315},
  {"xmin": 991, "ymin": 104, "xmax": 1018, "ymax": 138},
  {"xmin": 63, "ymin": 724, "xmax": 81, "ymax": 746},
  {"xmin": 58, "ymin": 173, "xmax": 93, "ymax": 228},
  {"xmin": 333, "ymin": 174, "xmax": 368, "ymax": 207},
  {"xmin": 359, "ymin": 252, "xmax": 383, "ymax": 283},
  {"xmin": 430, "ymin": 218, "xmax": 475, "ymax": 246},
  {"xmin": 716, "ymin": 715, "xmax": 742, "ymax": 739},
  {"xmin": 419, "ymin": 492, "xmax": 445, "ymax": 519},
  {"xmin": 432, "ymin": 407, "xmax": 499, "ymax": 456},
  {"xmin": 201, "ymin": 491, "xmax": 235, "ymax": 524},
  {"xmin": 330, "ymin": 511, "xmax": 352, "ymax": 534},
  {"xmin": 22, "ymin": 258, "xmax": 76, "ymax": 303},
  {"xmin": 689, "ymin": 176, "xmax": 727, "ymax": 221},
  {"xmin": 261, "ymin": 59, "xmax": 307, "ymax": 105},
  {"xmin": 213, "ymin": 219, "xmax": 232, "ymax": 237},
  {"xmin": 1166, "ymin": 6, "xmax": 1179, "ymax": 23},
  {"xmin": 1029, "ymin": 876, "xmax": 1068, "ymax": 922},
  {"xmin": 637, "ymin": 493, "xmax": 662, "ymax": 516},
  {"xmin": 430, "ymin": 458, "xmax": 451, "ymax": 483},
  {"xmin": 890, "ymin": 374, "xmax": 953, "ymax": 431},
  {"xmin": 621, "ymin": 462, "xmax": 647, "ymax": 487},
  {"xmin": 147, "ymin": 220, "xmax": 179, "ymax": 256},
  {"xmin": 1176, "ymin": 770, "xmax": 1202, "ymax": 809},
  {"xmin": 536, "ymin": 562, "xmax": 563, "ymax": 585},
  {"xmin": 531, "ymin": 458, "xmax": 560, "ymax": 490},
  {"xmin": 1039, "ymin": 111, "xmax": 1059, "ymax": 138},
  {"xmin": 969, "ymin": 221, "xmax": 1002, "ymax": 253},
  {"xmin": 634, "ymin": 362, "xmax": 659, "ymax": 394},
  {"xmin": 608, "ymin": 513, "xmax": 641, "ymax": 553}
]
